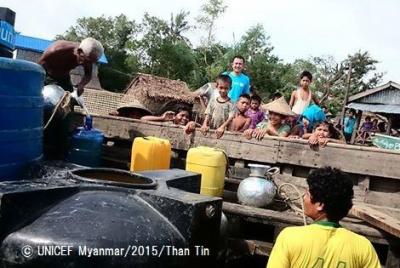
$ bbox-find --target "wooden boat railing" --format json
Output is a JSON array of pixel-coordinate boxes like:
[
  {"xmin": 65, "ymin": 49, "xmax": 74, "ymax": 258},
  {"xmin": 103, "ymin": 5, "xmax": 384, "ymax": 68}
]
[{"xmin": 69, "ymin": 113, "xmax": 400, "ymax": 267}]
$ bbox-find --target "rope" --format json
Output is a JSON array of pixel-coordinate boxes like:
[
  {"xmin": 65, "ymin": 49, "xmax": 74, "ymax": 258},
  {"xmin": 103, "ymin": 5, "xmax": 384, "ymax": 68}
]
[
  {"xmin": 43, "ymin": 92, "xmax": 70, "ymax": 130},
  {"xmin": 278, "ymin": 183, "xmax": 307, "ymax": 226}
]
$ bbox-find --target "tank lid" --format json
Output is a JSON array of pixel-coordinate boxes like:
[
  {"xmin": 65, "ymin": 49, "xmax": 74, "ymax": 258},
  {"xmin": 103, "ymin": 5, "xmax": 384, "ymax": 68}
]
[
  {"xmin": 0, "ymin": 57, "xmax": 45, "ymax": 74},
  {"xmin": 68, "ymin": 168, "xmax": 158, "ymax": 189}
]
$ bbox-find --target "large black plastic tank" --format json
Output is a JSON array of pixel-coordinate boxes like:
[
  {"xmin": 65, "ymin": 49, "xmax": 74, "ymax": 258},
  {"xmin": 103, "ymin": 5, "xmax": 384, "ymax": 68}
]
[
  {"xmin": 0, "ymin": 58, "xmax": 45, "ymax": 180},
  {"xmin": 0, "ymin": 167, "xmax": 222, "ymax": 267}
]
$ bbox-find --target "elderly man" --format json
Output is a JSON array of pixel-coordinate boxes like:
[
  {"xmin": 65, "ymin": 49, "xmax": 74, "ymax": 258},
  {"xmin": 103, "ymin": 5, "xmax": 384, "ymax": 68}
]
[{"xmin": 39, "ymin": 37, "xmax": 104, "ymax": 96}]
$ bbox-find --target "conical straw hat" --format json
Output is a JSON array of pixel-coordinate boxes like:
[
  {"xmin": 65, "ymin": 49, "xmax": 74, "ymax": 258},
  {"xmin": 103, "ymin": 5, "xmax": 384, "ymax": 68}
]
[
  {"xmin": 117, "ymin": 99, "xmax": 152, "ymax": 115},
  {"xmin": 262, "ymin": 97, "xmax": 296, "ymax": 117}
]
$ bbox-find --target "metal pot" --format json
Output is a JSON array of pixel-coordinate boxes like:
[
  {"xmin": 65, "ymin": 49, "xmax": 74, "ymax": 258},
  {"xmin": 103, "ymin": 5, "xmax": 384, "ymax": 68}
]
[
  {"xmin": 42, "ymin": 84, "xmax": 65, "ymax": 108},
  {"xmin": 237, "ymin": 165, "xmax": 279, "ymax": 208}
]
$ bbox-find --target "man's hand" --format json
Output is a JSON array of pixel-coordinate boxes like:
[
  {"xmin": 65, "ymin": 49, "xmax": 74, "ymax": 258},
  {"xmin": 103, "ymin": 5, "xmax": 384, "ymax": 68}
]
[
  {"xmin": 318, "ymin": 138, "xmax": 329, "ymax": 147},
  {"xmin": 77, "ymin": 84, "xmax": 85, "ymax": 96},
  {"xmin": 161, "ymin": 111, "xmax": 175, "ymax": 121},
  {"xmin": 254, "ymin": 129, "xmax": 267, "ymax": 140},
  {"xmin": 184, "ymin": 121, "xmax": 196, "ymax": 134},
  {"xmin": 308, "ymin": 133, "xmax": 319, "ymax": 145},
  {"xmin": 200, "ymin": 125, "xmax": 209, "ymax": 135},
  {"xmin": 216, "ymin": 126, "xmax": 225, "ymax": 139},
  {"xmin": 243, "ymin": 129, "xmax": 254, "ymax": 140}
]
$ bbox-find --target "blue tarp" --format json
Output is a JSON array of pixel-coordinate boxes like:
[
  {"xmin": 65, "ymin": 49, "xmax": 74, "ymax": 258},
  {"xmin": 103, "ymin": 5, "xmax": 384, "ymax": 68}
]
[{"xmin": 15, "ymin": 34, "xmax": 108, "ymax": 64}]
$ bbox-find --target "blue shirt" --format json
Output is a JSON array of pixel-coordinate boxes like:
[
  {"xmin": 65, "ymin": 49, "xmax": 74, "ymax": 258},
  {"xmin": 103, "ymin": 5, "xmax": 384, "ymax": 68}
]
[
  {"xmin": 224, "ymin": 71, "xmax": 250, "ymax": 102},
  {"xmin": 344, "ymin": 116, "xmax": 356, "ymax": 134}
]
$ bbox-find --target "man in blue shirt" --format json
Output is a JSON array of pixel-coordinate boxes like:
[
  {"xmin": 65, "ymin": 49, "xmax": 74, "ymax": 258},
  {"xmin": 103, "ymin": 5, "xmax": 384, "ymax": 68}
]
[
  {"xmin": 224, "ymin": 55, "xmax": 250, "ymax": 102},
  {"xmin": 344, "ymin": 109, "xmax": 357, "ymax": 143}
]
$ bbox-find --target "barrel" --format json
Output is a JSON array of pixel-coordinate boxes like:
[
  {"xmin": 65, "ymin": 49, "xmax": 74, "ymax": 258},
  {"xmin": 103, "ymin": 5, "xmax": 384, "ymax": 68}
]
[
  {"xmin": 0, "ymin": 58, "xmax": 45, "ymax": 180},
  {"xmin": 130, "ymin": 136, "xmax": 171, "ymax": 172},
  {"xmin": 186, "ymin": 146, "xmax": 227, "ymax": 197},
  {"xmin": 66, "ymin": 126, "xmax": 104, "ymax": 167}
]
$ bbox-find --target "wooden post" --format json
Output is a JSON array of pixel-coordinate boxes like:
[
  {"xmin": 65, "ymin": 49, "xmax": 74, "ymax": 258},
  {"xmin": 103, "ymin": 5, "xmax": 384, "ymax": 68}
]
[
  {"xmin": 387, "ymin": 115, "xmax": 393, "ymax": 135},
  {"xmin": 340, "ymin": 62, "xmax": 353, "ymax": 129}
]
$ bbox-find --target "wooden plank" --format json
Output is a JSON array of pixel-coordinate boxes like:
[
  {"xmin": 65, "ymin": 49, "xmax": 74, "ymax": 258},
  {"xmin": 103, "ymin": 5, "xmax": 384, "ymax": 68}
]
[
  {"xmin": 365, "ymin": 191, "xmax": 400, "ymax": 210},
  {"xmin": 350, "ymin": 204, "xmax": 400, "ymax": 238},
  {"xmin": 222, "ymin": 202, "xmax": 391, "ymax": 244},
  {"xmin": 70, "ymin": 113, "xmax": 400, "ymax": 180},
  {"xmin": 278, "ymin": 139, "xmax": 400, "ymax": 180},
  {"xmin": 227, "ymin": 238, "xmax": 273, "ymax": 256}
]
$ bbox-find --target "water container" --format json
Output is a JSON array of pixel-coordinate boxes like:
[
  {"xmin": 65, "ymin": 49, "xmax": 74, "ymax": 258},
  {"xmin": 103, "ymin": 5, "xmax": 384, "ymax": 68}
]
[
  {"xmin": 0, "ymin": 58, "xmax": 45, "ymax": 180},
  {"xmin": 186, "ymin": 146, "xmax": 227, "ymax": 197},
  {"xmin": 66, "ymin": 116, "xmax": 104, "ymax": 167},
  {"xmin": 130, "ymin": 136, "xmax": 171, "ymax": 171}
]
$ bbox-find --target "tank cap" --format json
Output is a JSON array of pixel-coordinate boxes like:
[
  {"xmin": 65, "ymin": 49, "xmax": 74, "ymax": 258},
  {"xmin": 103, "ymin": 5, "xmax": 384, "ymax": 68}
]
[{"xmin": 68, "ymin": 168, "xmax": 157, "ymax": 189}]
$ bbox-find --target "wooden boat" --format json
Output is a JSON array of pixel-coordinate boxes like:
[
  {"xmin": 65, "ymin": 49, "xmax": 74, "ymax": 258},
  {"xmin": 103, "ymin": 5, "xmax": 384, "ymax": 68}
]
[
  {"xmin": 372, "ymin": 133, "xmax": 400, "ymax": 151},
  {"xmin": 68, "ymin": 112, "xmax": 400, "ymax": 267}
]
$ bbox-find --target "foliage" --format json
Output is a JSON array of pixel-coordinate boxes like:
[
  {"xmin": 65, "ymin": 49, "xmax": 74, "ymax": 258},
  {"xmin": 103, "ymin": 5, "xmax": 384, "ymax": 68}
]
[{"xmin": 56, "ymin": 2, "xmax": 384, "ymax": 112}]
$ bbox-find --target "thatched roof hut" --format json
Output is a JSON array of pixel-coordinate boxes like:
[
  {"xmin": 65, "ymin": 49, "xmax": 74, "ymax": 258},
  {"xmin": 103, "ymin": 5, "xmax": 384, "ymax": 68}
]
[{"xmin": 122, "ymin": 73, "xmax": 196, "ymax": 114}]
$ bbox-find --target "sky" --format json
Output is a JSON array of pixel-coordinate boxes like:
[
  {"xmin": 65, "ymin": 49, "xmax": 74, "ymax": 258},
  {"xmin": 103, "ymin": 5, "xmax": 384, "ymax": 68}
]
[{"xmin": 3, "ymin": 0, "xmax": 399, "ymax": 83}]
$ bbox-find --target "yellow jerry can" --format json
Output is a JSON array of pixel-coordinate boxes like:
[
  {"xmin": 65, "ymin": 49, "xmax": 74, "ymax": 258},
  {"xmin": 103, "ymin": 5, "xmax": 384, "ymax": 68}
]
[
  {"xmin": 186, "ymin": 146, "xmax": 227, "ymax": 197},
  {"xmin": 130, "ymin": 137, "xmax": 171, "ymax": 172}
]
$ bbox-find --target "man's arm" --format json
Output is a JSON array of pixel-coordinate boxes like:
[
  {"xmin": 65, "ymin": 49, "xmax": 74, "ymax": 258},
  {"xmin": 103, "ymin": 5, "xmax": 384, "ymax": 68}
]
[
  {"xmin": 77, "ymin": 63, "xmax": 93, "ymax": 96},
  {"xmin": 289, "ymin": 91, "xmax": 296, "ymax": 108},
  {"xmin": 215, "ymin": 115, "xmax": 234, "ymax": 138},
  {"xmin": 266, "ymin": 230, "xmax": 290, "ymax": 268},
  {"xmin": 244, "ymin": 76, "xmax": 251, "ymax": 94},
  {"xmin": 312, "ymin": 94, "xmax": 320, "ymax": 105},
  {"xmin": 241, "ymin": 118, "xmax": 252, "ymax": 131}
]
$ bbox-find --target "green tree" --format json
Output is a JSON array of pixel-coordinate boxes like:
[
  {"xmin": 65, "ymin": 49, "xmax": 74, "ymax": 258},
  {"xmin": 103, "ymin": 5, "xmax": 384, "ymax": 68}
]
[
  {"xmin": 196, "ymin": 0, "xmax": 227, "ymax": 80},
  {"xmin": 226, "ymin": 24, "xmax": 287, "ymax": 100},
  {"xmin": 137, "ymin": 12, "xmax": 196, "ymax": 83}
]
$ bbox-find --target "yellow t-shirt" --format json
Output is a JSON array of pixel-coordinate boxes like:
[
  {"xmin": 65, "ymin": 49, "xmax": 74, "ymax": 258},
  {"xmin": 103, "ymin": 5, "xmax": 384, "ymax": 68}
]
[{"xmin": 267, "ymin": 222, "xmax": 381, "ymax": 268}]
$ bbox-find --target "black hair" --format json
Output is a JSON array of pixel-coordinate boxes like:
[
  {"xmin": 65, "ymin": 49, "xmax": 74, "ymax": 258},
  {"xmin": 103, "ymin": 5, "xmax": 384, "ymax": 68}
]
[
  {"xmin": 176, "ymin": 105, "xmax": 190, "ymax": 114},
  {"xmin": 314, "ymin": 121, "xmax": 341, "ymax": 139},
  {"xmin": 271, "ymin": 92, "xmax": 282, "ymax": 100},
  {"xmin": 300, "ymin": 70, "xmax": 313, "ymax": 81},
  {"xmin": 365, "ymin": 116, "xmax": 371, "ymax": 121},
  {"xmin": 238, "ymin": 94, "xmax": 251, "ymax": 102},
  {"xmin": 349, "ymin": 109, "xmax": 356, "ymax": 114},
  {"xmin": 216, "ymin": 74, "xmax": 232, "ymax": 86},
  {"xmin": 250, "ymin": 94, "xmax": 262, "ymax": 104},
  {"xmin": 307, "ymin": 167, "xmax": 354, "ymax": 222},
  {"xmin": 378, "ymin": 122, "xmax": 386, "ymax": 132},
  {"xmin": 231, "ymin": 55, "xmax": 245, "ymax": 64}
]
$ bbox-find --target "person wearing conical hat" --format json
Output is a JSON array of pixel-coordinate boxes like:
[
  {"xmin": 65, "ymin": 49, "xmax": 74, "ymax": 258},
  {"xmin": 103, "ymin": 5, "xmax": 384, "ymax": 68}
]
[
  {"xmin": 110, "ymin": 99, "xmax": 152, "ymax": 119},
  {"xmin": 243, "ymin": 97, "xmax": 295, "ymax": 140}
]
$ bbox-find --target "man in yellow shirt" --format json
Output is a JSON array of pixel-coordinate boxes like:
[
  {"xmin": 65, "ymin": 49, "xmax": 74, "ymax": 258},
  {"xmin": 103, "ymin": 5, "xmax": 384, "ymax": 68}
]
[{"xmin": 267, "ymin": 167, "xmax": 380, "ymax": 268}]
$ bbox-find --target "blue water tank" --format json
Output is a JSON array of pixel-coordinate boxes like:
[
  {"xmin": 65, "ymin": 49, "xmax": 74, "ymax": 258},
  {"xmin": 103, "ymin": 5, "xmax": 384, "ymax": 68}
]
[
  {"xmin": 66, "ymin": 117, "xmax": 104, "ymax": 167},
  {"xmin": 0, "ymin": 57, "xmax": 45, "ymax": 180}
]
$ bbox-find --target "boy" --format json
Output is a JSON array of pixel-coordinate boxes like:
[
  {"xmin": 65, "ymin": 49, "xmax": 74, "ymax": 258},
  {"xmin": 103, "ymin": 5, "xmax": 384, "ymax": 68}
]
[
  {"xmin": 224, "ymin": 55, "xmax": 250, "ymax": 103},
  {"xmin": 229, "ymin": 94, "xmax": 251, "ymax": 132},
  {"xmin": 344, "ymin": 109, "xmax": 356, "ymax": 143},
  {"xmin": 141, "ymin": 106, "xmax": 190, "ymax": 126},
  {"xmin": 245, "ymin": 94, "xmax": 265, "ymax": 129},
  {"xmin": 289, "ymin": 71, "xmax": 319, "ymax": 115},
  {"xmin": 200, "ymin": 74, "xmax": 235, "ymax": 138},
  {"xmin": 267, "ymin": 167, "xmax": 380, "ymax": 268}
]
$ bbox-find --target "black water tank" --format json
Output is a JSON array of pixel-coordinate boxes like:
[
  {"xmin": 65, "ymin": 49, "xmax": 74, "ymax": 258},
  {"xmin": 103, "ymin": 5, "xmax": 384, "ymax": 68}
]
[{"xmin": 0, "ymin": 168, "xmax": 222, "ymax": 268}]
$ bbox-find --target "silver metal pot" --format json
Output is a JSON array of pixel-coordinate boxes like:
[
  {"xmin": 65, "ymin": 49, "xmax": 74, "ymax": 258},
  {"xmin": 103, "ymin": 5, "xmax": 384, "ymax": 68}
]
[
  {"xmin": 42, "ymin": 84, "xmax": 65, "ymax": 108},
  {"xmin": 237, "ymin": 165, "xmax": 279, "ymax": 208}
]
